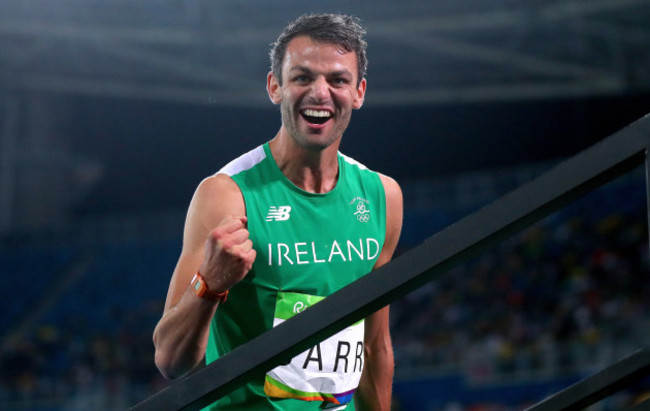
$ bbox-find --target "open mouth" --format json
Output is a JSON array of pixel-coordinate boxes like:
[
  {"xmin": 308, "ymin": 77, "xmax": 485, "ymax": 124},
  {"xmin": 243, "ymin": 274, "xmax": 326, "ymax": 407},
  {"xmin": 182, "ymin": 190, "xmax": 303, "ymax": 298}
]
[{"xmin": 301, "ymin": 109, "xmax": 332, "ymax": 125}]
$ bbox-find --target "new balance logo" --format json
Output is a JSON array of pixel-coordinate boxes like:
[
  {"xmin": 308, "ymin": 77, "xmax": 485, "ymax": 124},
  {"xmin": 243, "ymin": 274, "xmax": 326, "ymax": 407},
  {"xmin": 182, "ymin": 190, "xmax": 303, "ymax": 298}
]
[{"xmin": 266, "ymin": 205, "xmax": 292, "ymax": 222}]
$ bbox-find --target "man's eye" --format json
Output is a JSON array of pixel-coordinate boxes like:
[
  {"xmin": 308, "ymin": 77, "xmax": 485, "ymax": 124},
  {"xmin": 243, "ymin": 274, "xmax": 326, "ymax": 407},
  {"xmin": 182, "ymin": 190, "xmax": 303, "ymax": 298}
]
[{"xmin": 294, "ymin": 75, "xmax": 310, "ymax": 83}]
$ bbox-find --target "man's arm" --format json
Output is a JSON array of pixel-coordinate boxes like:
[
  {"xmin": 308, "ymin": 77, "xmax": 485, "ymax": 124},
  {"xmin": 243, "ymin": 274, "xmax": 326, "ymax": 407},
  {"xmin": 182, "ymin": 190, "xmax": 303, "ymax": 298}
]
[
  {"xmin": 152, "ymin": 174, "xmax": 256, "ymax": 380},
  {"xmin": 356, "ymin": 174, "xmax": 403, "ymax": 411}
]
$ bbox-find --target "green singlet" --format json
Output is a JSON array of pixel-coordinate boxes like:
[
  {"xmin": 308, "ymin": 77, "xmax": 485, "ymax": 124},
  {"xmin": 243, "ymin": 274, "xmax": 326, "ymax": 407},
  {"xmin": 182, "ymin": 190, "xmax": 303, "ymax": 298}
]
[{"xmin": 204, "ymin": 143, "xmax": 386, "ymax": 410}]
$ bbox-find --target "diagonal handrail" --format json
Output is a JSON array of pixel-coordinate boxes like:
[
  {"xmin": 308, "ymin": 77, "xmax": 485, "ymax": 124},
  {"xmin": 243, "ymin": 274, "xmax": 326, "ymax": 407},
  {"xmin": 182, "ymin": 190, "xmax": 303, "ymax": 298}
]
[
  {"xmin": 525, "ymin": 347, "xmax": 650, "ymax": 410},
  {"xmin": 131, "ymin": 113, "xmax": 650, "ymax": 410}
]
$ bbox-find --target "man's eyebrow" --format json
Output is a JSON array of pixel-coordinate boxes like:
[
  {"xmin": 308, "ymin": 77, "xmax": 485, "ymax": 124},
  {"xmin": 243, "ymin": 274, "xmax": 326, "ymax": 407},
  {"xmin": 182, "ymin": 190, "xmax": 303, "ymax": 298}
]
[
  {"xmin": 289, "ymin": 66, "xmax": 353, "ymax": 78},
  {"xmin": 288, "ymin": 66, "xmax": 315, "ymax": 75}
]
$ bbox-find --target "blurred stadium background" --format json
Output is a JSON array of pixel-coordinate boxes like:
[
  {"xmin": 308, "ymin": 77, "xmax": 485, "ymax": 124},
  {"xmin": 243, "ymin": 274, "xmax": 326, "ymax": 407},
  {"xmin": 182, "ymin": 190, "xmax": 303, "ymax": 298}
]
[{"xmin": 2, "ymin": 1, "xmax": 650, "ymax": 409}]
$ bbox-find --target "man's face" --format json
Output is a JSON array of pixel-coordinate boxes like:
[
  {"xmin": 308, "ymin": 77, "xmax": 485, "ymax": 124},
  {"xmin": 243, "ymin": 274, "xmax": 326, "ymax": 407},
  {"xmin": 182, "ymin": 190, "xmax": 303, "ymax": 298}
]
[{"xmin": 267, "ymin": 36, "xmax": 366, "ymax": 151}]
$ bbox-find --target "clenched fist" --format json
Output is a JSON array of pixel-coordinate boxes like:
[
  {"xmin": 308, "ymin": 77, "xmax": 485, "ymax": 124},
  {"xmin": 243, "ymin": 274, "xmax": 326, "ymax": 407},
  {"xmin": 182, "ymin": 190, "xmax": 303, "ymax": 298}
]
[{"xmin": 198, "ymin": 216, "xmax": 257, "ymax": 293}]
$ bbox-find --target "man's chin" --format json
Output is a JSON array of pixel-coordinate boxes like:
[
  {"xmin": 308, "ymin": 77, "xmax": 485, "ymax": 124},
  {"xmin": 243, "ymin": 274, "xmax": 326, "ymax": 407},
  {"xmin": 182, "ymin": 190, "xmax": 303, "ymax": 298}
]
[
  {"xmin": 285, "ymin": 127, "xmax": 335, "ymax": 150},
  {"xmin": 297, "ymin": 140, "xmax": 332, "ymax": 152}
]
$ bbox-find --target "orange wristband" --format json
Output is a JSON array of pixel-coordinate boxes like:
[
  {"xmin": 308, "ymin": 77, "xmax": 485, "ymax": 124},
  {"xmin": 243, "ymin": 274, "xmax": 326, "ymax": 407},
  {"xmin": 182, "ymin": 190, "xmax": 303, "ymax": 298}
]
[{"xmin": 191, "ymin": 272, "xmax": 229, "ymax": 303}]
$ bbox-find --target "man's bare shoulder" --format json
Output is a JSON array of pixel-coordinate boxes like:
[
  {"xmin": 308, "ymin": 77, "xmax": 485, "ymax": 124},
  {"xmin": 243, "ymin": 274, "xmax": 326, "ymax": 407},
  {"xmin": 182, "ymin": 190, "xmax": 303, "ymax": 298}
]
[
  {"xmin": 377, "ymin": 173, "xmax": 402, "ymax": 206},
  {"xmin": 188, "ymin": 173, "xmax": 246, "ymax": 229},
  {"xmin": 196, "ymin": 173, "xmax": 242, "ymax": 200}
]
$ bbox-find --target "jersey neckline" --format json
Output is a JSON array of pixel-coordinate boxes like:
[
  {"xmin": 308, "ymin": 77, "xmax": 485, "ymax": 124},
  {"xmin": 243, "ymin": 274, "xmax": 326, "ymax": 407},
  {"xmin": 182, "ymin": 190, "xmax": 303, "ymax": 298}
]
[{"xmin": 263, "ymin": 142, "xmax": 344, "ymax": 199}]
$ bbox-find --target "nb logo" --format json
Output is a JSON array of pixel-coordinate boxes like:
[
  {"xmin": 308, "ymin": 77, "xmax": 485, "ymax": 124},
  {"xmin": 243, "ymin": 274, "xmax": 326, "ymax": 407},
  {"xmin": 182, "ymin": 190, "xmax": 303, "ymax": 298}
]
[{"xmin": 266, "ymin": 205, "xmax": 292, "ymax": 222}]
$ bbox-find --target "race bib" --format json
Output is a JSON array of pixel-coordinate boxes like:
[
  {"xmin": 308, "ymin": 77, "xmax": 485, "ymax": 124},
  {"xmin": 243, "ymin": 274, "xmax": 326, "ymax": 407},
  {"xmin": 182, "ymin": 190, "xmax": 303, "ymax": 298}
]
[{"xmin": 264, "ymin": 292, "xmax": 364, "ymax": 408}]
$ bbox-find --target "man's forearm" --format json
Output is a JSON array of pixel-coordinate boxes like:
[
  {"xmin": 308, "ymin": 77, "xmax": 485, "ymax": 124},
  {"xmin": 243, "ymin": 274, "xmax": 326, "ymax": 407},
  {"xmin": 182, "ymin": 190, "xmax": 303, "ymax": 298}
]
[
  {"xmin": 153, "ymin": 287, "xmax": 219, "ymax": 379},
  {"xmin": 356, "ymin": 339, "xmax": 394, "ymax": 411}
]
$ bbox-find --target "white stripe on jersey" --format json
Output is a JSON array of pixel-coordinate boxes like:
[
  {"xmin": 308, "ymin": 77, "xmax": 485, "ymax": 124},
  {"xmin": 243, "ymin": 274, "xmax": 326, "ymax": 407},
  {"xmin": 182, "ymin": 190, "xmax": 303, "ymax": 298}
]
[
  {"xmin": 339, "ymin": 151, "xmax": 369, "ymax": 170},
  {"xmin": 217, "ymin": 145, "xmax": 266, "ymax": 177}
]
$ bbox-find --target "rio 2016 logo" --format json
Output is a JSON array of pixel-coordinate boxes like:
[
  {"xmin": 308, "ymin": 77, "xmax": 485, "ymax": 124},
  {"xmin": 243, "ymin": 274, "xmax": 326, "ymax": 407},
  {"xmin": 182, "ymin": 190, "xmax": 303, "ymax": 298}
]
[{"xmin": 293, "ymin": 301, "xmax": 306, "ymax": 314}]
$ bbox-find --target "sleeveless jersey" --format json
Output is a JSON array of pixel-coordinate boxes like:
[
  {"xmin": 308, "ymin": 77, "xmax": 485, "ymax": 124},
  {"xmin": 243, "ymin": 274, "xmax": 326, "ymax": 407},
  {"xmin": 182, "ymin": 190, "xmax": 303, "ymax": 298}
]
[{"xmin": 204, "ymin": 142, "xmax": 386, "ymax": 410}]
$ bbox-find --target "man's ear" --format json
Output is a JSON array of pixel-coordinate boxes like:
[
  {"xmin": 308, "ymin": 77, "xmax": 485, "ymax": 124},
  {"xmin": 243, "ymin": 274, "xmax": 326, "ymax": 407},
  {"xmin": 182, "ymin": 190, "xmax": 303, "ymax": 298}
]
[
  {"xmin": 352, "ymin": 77, "xmax": 367, "ymax": 109},
  {"xmin": 267, "ymin": 72, "xmax": 283, "ymax": 105}
]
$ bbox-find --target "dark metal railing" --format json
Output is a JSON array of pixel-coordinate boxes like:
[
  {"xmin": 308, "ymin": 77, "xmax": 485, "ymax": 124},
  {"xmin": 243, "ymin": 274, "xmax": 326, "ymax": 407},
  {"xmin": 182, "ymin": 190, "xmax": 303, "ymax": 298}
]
[{"xmin": 132, "ymin": 113, "xmax": 650, "ymax": 410}]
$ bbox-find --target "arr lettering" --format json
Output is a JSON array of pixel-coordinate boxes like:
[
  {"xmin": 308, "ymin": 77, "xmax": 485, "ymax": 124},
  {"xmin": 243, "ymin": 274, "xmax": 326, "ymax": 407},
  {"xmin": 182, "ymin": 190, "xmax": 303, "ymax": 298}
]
[{"xmin": 300, "ymin": 341, "xmax": 365, "ymax": 373}]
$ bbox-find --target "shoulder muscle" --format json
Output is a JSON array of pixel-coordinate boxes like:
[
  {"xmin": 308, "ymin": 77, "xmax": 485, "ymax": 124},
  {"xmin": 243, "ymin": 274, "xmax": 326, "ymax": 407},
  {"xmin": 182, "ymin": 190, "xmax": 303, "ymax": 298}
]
[{"xmin": 184, "ymin": 174, "xmax": 245, "ymax": 254}]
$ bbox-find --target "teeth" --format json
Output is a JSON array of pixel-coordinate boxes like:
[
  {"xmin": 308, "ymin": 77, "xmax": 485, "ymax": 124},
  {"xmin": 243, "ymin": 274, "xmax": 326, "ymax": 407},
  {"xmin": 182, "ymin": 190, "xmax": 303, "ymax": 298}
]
[{"xmin": 303, "ymin": 109, "xmax": 331, "ymax": 118}]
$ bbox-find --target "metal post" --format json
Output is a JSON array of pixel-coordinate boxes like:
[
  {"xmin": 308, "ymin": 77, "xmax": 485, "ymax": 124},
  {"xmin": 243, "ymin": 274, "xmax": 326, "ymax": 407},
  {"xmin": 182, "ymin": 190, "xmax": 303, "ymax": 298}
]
[
  {"xmin": 646, "ymin": 147, "xmax": 650, "ymax": 258},
  {"xmin": 0, "ymin": 94, "xmax": 19, "ymax": 236}
]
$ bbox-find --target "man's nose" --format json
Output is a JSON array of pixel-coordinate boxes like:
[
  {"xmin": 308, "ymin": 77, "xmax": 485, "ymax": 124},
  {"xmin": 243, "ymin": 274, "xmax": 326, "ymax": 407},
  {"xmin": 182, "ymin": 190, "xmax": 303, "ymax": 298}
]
[{"xmin": 310, "ymin": 76, "xmax": 329, "ymax": 101}]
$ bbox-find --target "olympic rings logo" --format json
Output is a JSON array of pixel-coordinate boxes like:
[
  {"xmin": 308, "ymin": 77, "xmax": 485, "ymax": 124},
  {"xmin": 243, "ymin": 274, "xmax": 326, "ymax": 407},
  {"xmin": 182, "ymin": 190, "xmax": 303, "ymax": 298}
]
[{"xmin": 353, "ymin": 200, "xmax": 371, "ymax": 223}]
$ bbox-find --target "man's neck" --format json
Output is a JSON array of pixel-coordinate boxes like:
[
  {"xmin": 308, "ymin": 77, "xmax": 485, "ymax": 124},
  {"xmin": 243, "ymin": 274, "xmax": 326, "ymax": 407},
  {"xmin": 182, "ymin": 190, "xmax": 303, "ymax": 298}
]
[{"xmin": 269, "ymin": 131, "xmax": 340, "ymax": 194}]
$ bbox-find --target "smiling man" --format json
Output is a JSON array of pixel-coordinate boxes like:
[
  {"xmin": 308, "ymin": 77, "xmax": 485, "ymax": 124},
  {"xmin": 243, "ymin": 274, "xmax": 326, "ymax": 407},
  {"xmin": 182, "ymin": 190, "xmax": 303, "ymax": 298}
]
[{"xmin": 153, "ymin": 14, "xmax": 403, "ymax": 411}]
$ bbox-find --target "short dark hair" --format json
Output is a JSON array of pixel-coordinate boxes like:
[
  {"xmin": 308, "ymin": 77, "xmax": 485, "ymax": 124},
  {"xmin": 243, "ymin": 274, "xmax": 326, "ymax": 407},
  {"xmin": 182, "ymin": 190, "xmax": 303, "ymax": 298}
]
[{"xmin": 269, "ymin": 13, "xmax": 368, "ymax": 86}]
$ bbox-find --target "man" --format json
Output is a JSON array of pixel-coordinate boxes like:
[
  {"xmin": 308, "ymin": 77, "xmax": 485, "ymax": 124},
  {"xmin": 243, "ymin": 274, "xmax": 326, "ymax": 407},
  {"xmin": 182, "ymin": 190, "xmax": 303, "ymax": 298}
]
[{"xmin": 153, "ymin": 13, "xmax": 402, "ymax": 410}]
